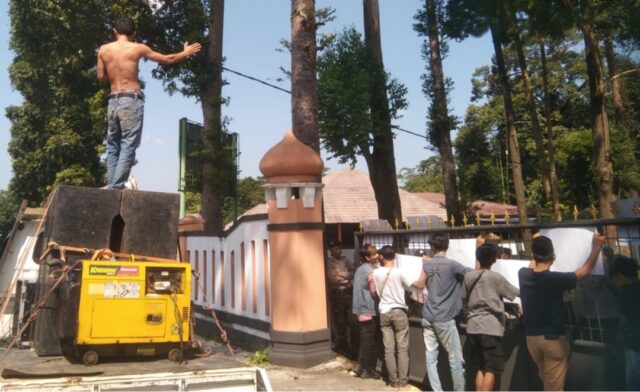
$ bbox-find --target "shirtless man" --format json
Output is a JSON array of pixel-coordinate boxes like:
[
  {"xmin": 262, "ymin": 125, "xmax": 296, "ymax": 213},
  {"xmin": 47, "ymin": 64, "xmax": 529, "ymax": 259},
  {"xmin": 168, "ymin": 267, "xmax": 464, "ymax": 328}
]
[{"xmin": 97, "ymin": 17, "xmax": 201, "ymax": 189}]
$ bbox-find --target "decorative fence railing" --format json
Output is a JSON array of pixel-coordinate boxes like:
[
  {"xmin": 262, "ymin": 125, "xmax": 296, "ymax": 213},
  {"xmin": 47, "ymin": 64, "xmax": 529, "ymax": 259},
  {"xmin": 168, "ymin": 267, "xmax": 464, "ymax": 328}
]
[{"xmin": 355, "ymin": 216, "xmax": 640, "ymax": 346}]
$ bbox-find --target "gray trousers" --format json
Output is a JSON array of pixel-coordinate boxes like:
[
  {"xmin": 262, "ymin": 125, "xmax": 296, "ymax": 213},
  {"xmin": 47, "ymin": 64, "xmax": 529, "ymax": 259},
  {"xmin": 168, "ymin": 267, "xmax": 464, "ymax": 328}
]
[{"xmin": 380, "ymin": 308, "xmax": 409, "ymax": 385}]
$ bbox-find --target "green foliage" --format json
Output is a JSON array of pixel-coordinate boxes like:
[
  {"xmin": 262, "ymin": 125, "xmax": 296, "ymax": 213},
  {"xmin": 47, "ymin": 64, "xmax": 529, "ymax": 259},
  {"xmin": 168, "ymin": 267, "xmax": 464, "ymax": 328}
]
[
  {"xmin": 0, "ymin": 190, "xmax": 20, "ymax": 247},
  {"xmin": 222, "ymin": 177, "xmax": 266, "ymax": 225},
  {"xmin": 185, "ymin": 177, "xmax": 265, "ymax": 226},
  {"xmin": 249, "ymin": 348, "xmax": 270, "ymax": 366},
  {"xmin": 399, "ymin": 156, "xmax": 444, "ymax": 193},
  {"xmin": 454, "ymin": 105, "xmax": 504, "ymax": 202},
  {"xmin": 6, "ymin": 0, "xmax": 126, "ymax": 204},
  {"xmin": 141, "ymin": 1, "xmax": 211, "ymax": 98},
  {"xmin": 413, "ymin": 0, "xmax": 459, "ymax": 147},
  {"xmin": 184, "ymin": 192, "xmax": 201, "ymax": 215},
  {"xmin": 554, "ymin": 128, "xmax": 596, "ymax": 208},
  {"xmin": 317, "ymin": 27, "xmax": 408, "ymax": 165}
]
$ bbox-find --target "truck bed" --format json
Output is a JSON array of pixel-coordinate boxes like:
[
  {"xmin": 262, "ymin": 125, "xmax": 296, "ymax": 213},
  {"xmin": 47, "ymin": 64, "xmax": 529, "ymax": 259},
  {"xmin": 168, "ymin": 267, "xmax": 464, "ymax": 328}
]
[{"xmin": 0, "ymin": 347, "xmax": 271, "ymax": 391}]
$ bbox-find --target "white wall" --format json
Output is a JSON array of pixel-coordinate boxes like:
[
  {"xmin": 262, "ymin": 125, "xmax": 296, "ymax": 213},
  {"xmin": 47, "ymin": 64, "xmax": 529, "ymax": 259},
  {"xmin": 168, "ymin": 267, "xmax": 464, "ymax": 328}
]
[{"xmin": 186, "ymin": 218, "xmax": 271, "ymax": 323}]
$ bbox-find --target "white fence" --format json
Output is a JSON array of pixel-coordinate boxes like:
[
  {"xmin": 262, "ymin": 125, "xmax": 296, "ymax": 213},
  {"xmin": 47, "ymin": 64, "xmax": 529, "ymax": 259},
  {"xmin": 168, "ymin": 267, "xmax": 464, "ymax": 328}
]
[{"xmin": 186, "ymin": 217, "xmax": 271, "ymax": 339}]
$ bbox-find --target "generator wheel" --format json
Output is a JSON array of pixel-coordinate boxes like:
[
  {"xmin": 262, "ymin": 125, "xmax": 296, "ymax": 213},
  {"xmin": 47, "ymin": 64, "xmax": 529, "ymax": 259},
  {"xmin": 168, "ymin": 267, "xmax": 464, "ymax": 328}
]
[
  {"xmin": 82, "ymin": 350, "xmax": 99, "ymax": 366},
  {"xmin": 168, "ymin": 348, "xmax": 182, "ymax": 363}
]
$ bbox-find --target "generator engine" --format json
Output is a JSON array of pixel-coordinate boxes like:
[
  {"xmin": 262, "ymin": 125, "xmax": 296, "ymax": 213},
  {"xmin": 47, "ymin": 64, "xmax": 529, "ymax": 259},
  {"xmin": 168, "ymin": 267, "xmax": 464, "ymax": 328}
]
[{"xmin": 73, "ymin": 260, "xmax": 191, "ymax": 365}]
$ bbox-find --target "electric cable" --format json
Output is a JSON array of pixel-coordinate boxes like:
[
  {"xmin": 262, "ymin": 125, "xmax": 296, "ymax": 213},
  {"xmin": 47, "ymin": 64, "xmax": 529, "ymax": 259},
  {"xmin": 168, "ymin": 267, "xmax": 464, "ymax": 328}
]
[
  {"xmin": 220, "ymin": 65, "xmax": 428, "ymax": 140},
  {"xmin": 170, "ymin": 289, "xmax": 185, "ymax": 364}
]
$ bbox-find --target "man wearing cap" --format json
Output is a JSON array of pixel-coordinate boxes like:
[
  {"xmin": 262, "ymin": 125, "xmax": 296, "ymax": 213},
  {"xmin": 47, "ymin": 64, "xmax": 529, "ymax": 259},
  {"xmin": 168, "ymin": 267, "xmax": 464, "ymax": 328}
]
[
  {"xmin": 518, "ymin": 233, "xmax": 605, "ymax": 390},
  {"xmin": 97, "ymin": 17, "xmax": 201, "ymax": 189}
]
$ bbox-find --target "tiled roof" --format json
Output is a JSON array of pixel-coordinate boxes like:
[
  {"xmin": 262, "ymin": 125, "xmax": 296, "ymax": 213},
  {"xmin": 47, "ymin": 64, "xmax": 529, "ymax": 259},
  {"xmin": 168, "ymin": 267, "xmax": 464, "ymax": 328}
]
[
  {"xmin": 212, "ymin": 168, "xmax": 523, "ymax": 227},
  {"xmin": 413, "ymin": 192, "xmax": 518, "ymax": 217},
  {"xmin": 322, "ymin": 168, "xmax": 445, "ymax": 223},
  {"xmin": 230, "ymin": 168, "xmax": 447, "ymax": 224}
]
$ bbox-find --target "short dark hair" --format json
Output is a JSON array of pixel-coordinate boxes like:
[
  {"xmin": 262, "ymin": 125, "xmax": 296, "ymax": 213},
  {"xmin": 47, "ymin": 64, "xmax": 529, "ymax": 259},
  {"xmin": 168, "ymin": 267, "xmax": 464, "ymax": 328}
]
[
  {"xmin": 329, "ymin": 239, "xmax": 342, "ymax": 248},
  {"xmin": 532, "ymin": 235, "xmax": 555, "ymax": 263},
  {"xmin": 379, "ymin": 245, "xmax": 395, "ymax": 261},
  {"xmin": 364, "ymin": 244, "xmax": 377, "ymax": 259},
  {"xmin": 611, "ymin": 255, "xmax": 638, "ymax": 279},
  {"xmin": 359, "ymin": 243, "xmax": 369, "ymax": 261},
  {"xmin": 476, "ymin": 244, "xmax": 498, "ymax": 268},
  {"xmin": 428, "ymin": 233, "xmax": 449, "ymax": 252},
  {"xmin": 114, "ymin": 18, "xmax": 136, "ymax": 36}
]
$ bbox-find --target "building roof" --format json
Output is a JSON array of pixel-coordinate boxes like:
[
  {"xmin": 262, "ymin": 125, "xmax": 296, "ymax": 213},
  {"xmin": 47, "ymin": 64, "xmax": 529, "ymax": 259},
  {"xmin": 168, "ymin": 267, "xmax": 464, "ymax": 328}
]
[
  {"xmin": 322, "ymin": 168, "xmax": 445, "ymax": 223},
  {"xmin": 413, "ymin": 192, "xmax": 518, "ymax": 217},
  {"xmin": 227, "ymin": 168, "xmax": 519, "ymax": 226}
]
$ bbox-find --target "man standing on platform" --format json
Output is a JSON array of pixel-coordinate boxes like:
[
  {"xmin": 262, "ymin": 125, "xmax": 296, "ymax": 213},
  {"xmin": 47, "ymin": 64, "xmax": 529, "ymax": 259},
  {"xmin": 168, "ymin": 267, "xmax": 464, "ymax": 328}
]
[
  {"xmin": 97, "ymin": 17, "xmax": 201, "ymax": 189},
  {"xmin": 326, "ymin": 239, "xmax": 355, "ymax": 355}
]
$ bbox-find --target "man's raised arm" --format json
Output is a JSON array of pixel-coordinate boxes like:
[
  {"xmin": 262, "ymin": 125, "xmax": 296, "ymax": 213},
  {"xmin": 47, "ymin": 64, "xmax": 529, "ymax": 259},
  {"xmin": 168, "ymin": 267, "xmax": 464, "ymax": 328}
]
[
  {"xmin": 141, "ymin": 42, "xmax": 202, "ymax": 66},
  {"xmin": 574, "ymin": 233, "xmax": 606, "ymax": 280}
]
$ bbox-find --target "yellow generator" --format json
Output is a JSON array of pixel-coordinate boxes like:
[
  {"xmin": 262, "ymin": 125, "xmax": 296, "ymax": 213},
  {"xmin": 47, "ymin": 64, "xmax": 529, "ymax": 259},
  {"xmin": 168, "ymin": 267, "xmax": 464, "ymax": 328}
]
[{"xmin": 74, "ymin": 259, "xmax": 191, "ymax": 366}]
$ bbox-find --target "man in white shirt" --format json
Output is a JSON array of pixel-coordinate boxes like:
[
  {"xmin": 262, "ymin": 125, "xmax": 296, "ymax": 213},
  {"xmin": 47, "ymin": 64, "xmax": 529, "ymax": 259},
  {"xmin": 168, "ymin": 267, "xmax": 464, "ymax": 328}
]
[{"xmin": 372, "ymin": 245, "xmax": 417, "ymax": 390}]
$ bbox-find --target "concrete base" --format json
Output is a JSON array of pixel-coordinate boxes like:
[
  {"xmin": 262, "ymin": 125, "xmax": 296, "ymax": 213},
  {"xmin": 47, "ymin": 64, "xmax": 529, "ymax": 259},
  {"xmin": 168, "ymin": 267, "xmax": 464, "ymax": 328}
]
[{"xmin": 270, "ymin": 329, "xmax": 333, "ymax": 368}]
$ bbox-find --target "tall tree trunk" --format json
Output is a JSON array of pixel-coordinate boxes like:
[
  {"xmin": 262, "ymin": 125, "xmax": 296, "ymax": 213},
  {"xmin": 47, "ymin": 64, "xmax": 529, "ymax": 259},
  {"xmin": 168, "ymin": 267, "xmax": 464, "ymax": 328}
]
[
  {"xmin": 291, "ymin": 0, "xmax": 320, "ymax": 153},
  {"xmin": 604, "ymin": 37, "xmax": 638, "ymax": 197},
  {"xmin": 562, "ymin": 0, "xmax": 615, "ymax": 218},
  {"xmin": 200, "ymin": 0, "xmax": 225, "ymax": 235},
  {"xmin": 490, "ymin": 24, "xmax": 528, "ymax": 226},
  {"xmin": 581, "ymin": 23, "xmax": 615, "ymax": 218},
  {"xmin": 539, "ymin": 41, "xmax": 561, "ymax": 219},
  {"xmin": 604, "ymin": 38, "xmax": 624, "ymax": 123},
  {"xmin": 425, "ymin": 0, "xmax": 460, "ymax": 222},
  {"xmin": 363, "ymin": 0, "xmax": 403, "ymax": 225},
  {"xmin": 513, "ymin": 31, "xmax": 553, "ymax": 206}
]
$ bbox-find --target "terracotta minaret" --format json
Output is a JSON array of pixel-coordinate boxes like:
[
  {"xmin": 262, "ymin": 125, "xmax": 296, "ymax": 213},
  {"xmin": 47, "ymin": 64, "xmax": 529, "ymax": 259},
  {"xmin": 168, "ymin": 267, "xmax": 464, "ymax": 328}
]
[{"xmin": 259, "ymin": 129, "xmax": 332, "ymax": 367}]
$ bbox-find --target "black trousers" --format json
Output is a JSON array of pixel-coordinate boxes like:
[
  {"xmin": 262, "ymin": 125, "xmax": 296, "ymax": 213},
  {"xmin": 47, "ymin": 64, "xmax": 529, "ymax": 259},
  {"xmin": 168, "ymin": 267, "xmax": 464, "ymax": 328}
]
[
  {"xmin": 358, "ymin": 317, "xmax": 378, "ymax": 373},
  {"xmin": 329, "ymin": 288, "xmax": 352, "ymax": 353}
]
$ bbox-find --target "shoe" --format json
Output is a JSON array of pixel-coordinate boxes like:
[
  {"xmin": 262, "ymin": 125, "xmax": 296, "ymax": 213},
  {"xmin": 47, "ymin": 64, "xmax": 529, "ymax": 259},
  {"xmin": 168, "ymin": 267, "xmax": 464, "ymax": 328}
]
[
  {"xmin": 386, "ymin": 382, "xmax": 399, "ymax": 391},
  {"xmin": 359, "ymin": 370, "xmax": 381, "ymax": 380}
]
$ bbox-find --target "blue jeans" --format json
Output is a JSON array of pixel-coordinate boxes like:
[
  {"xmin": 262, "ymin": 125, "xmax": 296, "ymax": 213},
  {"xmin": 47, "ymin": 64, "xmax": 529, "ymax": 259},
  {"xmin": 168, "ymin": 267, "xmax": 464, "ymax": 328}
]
[
  {"xmin": 106, "ymin": 95, "xmax": 144, "ymax": 189},
  {"xmin": 626, "ymin": 349, "xmax": 640, "ymax": 391},
  {"xmin": 422, "ymin": 319, "xmax": 465, "ymax": 391}
]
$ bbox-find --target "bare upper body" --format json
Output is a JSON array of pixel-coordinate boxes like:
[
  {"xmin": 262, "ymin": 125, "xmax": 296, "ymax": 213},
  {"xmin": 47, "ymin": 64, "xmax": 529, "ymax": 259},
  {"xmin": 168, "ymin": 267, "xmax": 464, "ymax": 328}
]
[{"xmin": 97, "ymin": 33, "xmax": 201, "ymax": 93}]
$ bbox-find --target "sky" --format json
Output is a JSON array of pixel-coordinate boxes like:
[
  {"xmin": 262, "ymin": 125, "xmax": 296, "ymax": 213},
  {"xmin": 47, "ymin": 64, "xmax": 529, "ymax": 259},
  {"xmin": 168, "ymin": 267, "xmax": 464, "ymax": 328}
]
[{"xmin": 0, "ymin": 0, "xmax": 493, "ymax": 194}]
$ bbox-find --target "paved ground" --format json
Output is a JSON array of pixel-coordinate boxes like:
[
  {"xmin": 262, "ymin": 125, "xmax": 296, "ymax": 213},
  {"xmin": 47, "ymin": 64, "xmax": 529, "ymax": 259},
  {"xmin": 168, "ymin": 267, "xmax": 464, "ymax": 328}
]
[
  {"xmin": 0, "ymin": 340, "xmax": 420, "ymax": 391},
  {"xmin": 258, "ymin": 355, "xmax": 394, "ymax": 391},
  {"xmin": 231, "ymin": 348, "xmax": 420, "ymax": 391}
]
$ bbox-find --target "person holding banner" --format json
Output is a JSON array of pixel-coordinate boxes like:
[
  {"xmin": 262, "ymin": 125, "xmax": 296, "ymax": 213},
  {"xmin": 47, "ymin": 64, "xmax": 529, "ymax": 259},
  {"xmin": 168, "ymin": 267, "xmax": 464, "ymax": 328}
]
[
  {"xmin": 414, "ymin": 233, "xmax": 469, "ymax": 391},
  {"xmin": 464, "ymin": 243, "xmax": 520, "ymax": 391},
  {"xmin": 518, "ymin": 233, "xmax": 605, "ymax": 391}
]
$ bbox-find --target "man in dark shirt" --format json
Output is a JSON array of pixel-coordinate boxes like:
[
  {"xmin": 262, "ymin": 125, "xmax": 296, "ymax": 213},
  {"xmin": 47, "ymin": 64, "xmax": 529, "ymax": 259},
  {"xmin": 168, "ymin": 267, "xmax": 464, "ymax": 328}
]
[
  {"xmin": 326, "ymin": 239, "xmax": 355, "ymax": 355},
  {"xmin": 518, "ymin": 233, "xmax": 605, "ymax": 391},
  {"xmin": 610, "ymin": 255, "xmax": 640, "ymax": 390}
]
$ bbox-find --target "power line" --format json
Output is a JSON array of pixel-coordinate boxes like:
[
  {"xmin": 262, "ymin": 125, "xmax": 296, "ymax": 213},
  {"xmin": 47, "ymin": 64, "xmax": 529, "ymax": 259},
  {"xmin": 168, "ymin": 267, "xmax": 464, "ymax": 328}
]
[
  {"xmin": 221, "ymin": 66, "xmax": 291, "ymax": 95},
  {"xmin": 391, "ymin": 125, "xmax": 427, "ymax": 140},
  {"xmin": 221, "ymin": 65, "xmax": 427, "ymax": 140}
]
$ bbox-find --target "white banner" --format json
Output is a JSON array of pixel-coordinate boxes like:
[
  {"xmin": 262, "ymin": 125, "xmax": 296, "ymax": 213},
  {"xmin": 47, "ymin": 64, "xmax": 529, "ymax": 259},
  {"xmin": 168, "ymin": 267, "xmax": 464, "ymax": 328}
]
[{"xmin": 540, "ymin": 227, "xmax": 604, "ymax": 275}]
